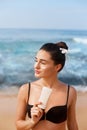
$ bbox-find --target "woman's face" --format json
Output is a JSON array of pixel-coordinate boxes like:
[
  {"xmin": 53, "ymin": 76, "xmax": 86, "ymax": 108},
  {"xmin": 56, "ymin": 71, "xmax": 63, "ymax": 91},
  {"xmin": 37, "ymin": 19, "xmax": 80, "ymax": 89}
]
[{"xmin": 34, "ymin": 50, "xmax": 59, "ymax": 78}]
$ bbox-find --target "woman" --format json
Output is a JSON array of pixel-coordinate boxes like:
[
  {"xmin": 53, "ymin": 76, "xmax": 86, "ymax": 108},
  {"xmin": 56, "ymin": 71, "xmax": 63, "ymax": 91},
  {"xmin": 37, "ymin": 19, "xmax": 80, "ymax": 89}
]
[{"xmin": 15, "ymin": 42, "xmax": 78, "ymax": 130}]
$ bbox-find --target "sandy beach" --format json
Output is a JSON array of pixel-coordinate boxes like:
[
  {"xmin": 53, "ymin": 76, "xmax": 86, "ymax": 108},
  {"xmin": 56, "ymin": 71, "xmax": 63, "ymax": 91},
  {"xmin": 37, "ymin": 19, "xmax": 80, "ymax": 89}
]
[{"xmin": 0, "ymin": 91, "xmax": 87, "ymax": 130}]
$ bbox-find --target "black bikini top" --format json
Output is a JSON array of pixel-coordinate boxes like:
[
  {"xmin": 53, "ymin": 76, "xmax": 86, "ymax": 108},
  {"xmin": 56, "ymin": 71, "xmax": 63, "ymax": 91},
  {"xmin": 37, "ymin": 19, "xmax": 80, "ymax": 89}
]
[{"xmin": 26, "ymin": 83, "xmax": 70, "ymax": 124}]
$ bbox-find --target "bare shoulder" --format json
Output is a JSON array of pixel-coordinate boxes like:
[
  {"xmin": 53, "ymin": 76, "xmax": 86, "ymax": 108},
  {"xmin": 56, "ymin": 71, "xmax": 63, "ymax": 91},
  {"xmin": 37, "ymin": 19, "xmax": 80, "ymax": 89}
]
[
  {"xmin": 69, "ymin": 86, "xmax": 77, "ymax": 105},
  {"xmin": 18, "ymin": 83, "xmax": 29, "ymax": 102},
  {"xmin": 69, "ymin": 86, "xmax": 77, "ymax": 97},
  {"xmin": 19, "ymin": 83, "xmax": 29, "ymax": 93}
]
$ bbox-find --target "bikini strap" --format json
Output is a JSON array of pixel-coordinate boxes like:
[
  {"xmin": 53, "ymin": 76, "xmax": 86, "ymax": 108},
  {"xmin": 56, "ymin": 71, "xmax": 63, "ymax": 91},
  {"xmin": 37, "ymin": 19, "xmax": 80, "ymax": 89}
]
[
  {"xmin": 27, "ymin": 82, "xmax": 30, "ymax": 104},
  {"xmin": 66, "ymin": 85, "xmax": 70, "ymax": 104}
]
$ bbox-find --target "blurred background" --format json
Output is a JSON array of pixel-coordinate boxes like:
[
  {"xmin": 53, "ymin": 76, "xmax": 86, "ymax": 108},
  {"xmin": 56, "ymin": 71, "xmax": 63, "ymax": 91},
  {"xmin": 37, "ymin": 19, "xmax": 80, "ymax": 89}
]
[
  {"xmin": 0, "ymin": 0, "xmax": 87, "ymax": 93},
  {"xmin": 0, "ymin": 29, "xmax": 87, "ymax": 93}
]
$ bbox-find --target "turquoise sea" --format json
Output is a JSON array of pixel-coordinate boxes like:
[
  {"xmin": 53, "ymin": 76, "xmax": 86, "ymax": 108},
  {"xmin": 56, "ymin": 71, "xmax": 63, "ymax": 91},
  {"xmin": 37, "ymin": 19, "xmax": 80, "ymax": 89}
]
[{"xmin": 0, "ymin": 28, "xmax": 87, "ymax": 93}]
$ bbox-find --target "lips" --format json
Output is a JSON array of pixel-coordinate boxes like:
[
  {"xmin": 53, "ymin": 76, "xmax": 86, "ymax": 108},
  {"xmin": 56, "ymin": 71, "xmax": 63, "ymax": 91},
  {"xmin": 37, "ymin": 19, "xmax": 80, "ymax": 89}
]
[{"xmin": 35, "ymin": 70, "xmax": 40, "ymax": 74}]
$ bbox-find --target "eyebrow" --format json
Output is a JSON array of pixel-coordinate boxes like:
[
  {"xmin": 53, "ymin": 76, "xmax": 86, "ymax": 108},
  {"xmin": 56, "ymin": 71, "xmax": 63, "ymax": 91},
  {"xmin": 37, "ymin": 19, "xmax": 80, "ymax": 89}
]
[{"xmin": 35, "ymin": 57, "xmax": 48, "ymax": 62}]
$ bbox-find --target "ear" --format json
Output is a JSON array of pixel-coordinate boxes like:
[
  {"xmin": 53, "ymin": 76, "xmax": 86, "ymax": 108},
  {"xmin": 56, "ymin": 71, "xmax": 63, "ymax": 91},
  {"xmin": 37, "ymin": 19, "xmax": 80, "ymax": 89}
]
[{"xmin": 55, "ymin": 64, "xmax": 62, "ymax": 72}]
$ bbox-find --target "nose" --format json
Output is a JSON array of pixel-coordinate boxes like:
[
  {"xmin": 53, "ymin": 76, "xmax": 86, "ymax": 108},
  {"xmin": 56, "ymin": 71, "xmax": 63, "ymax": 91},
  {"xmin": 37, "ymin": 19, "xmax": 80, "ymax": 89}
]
[{"xmin": 34, "ymin": 61, "xmax": 40, "ymax": 69}]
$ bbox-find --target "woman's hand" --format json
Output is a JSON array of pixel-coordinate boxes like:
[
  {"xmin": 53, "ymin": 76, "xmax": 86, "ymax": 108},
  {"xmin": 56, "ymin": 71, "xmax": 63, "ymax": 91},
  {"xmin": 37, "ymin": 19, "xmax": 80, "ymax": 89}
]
[{"xmin": 31, "ymin": 102, "xmax": 44, "ymax": 124}]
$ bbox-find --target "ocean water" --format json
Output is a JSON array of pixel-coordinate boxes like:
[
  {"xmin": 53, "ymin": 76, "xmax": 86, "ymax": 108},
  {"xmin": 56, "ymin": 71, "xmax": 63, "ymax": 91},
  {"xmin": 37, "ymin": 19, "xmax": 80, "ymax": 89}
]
[{"xmin": 0, "ymin": 28, "xmax": 87, "ymax": 93}]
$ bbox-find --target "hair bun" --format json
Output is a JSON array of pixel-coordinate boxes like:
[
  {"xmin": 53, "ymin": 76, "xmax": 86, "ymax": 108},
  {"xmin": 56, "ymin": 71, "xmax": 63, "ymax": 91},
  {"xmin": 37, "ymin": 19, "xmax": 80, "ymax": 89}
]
[
  {"xmin": 55, "ymin": 41, "xmax": 68, "ymax": 54},
  {"xmin": 55, "ymin": 41, "xmax": 68, "ymax": 50}
]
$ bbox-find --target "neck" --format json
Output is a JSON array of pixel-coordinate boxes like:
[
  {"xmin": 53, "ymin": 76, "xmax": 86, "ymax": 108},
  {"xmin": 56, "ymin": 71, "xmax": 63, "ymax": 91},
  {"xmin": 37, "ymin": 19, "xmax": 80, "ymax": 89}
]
[{"xmin": 40, "ymin": 76, "xmax": 58, "ymax": 88}]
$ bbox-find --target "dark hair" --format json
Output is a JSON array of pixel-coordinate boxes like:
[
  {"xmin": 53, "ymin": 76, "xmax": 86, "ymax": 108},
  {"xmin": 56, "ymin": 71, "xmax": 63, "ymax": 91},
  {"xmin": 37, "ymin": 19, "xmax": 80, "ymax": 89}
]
[{"xmin": 40, "ymin": 41, "xmax": 68, "ymax": 72}]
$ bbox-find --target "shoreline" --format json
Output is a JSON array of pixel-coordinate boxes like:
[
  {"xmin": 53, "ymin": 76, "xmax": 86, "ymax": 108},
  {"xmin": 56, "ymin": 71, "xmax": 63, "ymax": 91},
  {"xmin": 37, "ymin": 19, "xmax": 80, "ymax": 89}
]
[{"xmin": 0, "ymin": 91, "xmax": 87, "ymax": 130}]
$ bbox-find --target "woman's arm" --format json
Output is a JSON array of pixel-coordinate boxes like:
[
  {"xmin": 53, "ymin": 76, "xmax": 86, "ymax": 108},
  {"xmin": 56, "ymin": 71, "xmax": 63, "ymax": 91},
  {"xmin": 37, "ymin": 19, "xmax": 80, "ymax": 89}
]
[
  {"xmin": 67, "ymin": 87, "xmax": 78, "ymax": 130},
  {"xmin": 16, "ymin": 118, "xmax": 35, "ymax": 130},
  {"xmin": 15, "ymin": 84, "xmax": 43, "ymax": 130},
  {"xmin": 15, "ymin": 84, "xmax": 36, "ymax": 130}
]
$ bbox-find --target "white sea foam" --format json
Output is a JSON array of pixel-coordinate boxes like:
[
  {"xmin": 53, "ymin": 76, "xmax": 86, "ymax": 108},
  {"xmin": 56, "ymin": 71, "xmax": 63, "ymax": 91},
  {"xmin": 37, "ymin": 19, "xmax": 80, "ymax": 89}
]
[
  {"xmin": 73, "ymin": 38, "xmax": 87, "ymax": 44},
  {"xmin": 74, "ymin": 85, "xmax": 87, "ymax": 93},
  {"xmin": 0, "ymin": 85, "xmax": 19, "ymax": 96},
  {"xmin": 68, "ymin": 48, "xmax": 81, "ymax": 54}
]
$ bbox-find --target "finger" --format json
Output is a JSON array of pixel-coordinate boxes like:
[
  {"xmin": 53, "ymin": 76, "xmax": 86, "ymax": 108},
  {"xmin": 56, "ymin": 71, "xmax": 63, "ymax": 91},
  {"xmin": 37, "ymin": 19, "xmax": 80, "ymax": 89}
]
[
  {"xmin": 34, "ymin": 102, "xmax": 42, "ymax": 107},
  {"xmin": 31, "ymin": 110, "xmax": 41, "ymax": 117},
  {"xmin": 32, "ymin": 106, "xmax": 43, "ymax": 114},
  {"xmin": 32, "ymin": 107, "xmax": 38, "ymax": 111},
  {"xmin": 31, "ymin": 107, "xmax": 40, "ymax": 114},
  {"xmin": 38, "ymin": 107, "xmax": 44, "ymax": 113}
]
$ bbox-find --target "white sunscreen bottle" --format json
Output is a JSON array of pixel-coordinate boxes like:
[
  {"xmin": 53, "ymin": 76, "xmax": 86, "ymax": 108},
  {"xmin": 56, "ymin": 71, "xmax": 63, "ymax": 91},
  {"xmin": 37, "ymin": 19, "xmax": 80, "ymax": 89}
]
[{"xmin": 38, "ymin": 87, "xmax": 52, "ymax": 109}]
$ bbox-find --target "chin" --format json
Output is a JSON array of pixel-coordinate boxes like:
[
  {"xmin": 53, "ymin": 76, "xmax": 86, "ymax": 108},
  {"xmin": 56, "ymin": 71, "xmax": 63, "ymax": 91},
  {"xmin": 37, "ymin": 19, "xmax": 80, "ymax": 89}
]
[{"xmin": 34, "ymin": 74, "xmax": 42, "ymax": 78}]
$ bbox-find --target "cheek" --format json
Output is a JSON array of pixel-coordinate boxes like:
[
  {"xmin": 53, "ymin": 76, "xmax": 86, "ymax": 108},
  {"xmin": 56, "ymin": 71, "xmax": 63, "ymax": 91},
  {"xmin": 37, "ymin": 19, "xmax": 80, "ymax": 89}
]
[
  {"xmin": 41, "ymin": 64, "xmax": 52, "ymax": 70},
  {"xmin": 42, "ymin": 65, "xmax": 55, "ymax": 74},
  {"xmin": 41, "ymin": 65, "xmax": 47, "ymax": 69}
]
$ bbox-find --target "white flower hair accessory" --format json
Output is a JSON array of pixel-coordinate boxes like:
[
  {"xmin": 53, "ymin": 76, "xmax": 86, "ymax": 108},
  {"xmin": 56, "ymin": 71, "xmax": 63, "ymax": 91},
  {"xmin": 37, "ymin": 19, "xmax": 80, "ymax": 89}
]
[{"xmin": 60, "ymin": 48, "xmax": 68, "ymax": 54}]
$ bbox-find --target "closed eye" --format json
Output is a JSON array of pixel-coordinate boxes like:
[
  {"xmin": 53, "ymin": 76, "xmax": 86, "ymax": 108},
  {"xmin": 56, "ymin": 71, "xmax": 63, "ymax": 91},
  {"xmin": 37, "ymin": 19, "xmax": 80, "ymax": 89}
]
[{"xmin": 35, "ymin": 57, "xmax": 48, "ymax": 64}]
